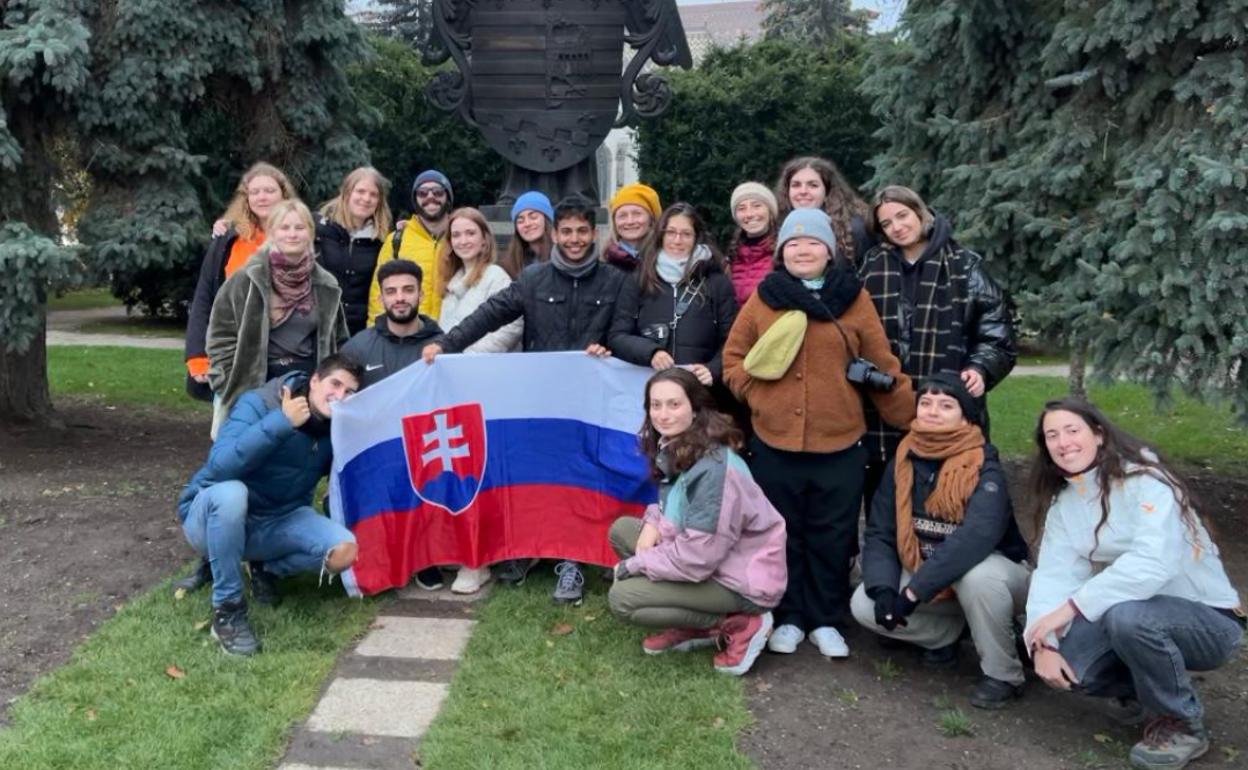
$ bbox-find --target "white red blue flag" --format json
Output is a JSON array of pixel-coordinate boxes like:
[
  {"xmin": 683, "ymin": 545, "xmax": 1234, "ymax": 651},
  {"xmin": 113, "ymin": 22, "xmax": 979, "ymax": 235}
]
[{"xmin": 329, "ymin": 352, "xmax": 656, "ymax": 596}]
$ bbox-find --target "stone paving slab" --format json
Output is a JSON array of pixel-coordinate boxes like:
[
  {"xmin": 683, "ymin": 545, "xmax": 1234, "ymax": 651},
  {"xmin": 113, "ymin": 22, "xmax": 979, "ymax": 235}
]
[
  {"xmin": 306, "ymin": 678, "xmax": 449, "ymax": 739},
  {"xmin": 281, "ymin": 730, "xmax": 420, "ymax": 770},
  {"xmin": 395, "ymin": 581, "xmax": 494, "ymax": 603},
  {"xmin": 355, "ymin": 616, "xmax": 475, "ymax": 661},
  {"xmin": 278, "ymin": 764, "xmax": 367, "ymax": 770},
  {"xmin": 334, "ymin": 655, "xmax": 460, "ymax": 683}
]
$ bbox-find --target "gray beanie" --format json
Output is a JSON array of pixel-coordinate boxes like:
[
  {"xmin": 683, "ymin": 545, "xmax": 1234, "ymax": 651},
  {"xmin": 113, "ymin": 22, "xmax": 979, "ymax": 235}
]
[{"xmin": 776, "ymin": 208, "xmax": 836, "ymax": 256}]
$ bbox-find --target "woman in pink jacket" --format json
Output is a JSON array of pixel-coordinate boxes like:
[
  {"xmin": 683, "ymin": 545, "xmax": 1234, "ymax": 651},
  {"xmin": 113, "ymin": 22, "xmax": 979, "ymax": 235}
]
[{"xmin": 608, "ymin": 368, "xmax": 787, "ymax": 676}]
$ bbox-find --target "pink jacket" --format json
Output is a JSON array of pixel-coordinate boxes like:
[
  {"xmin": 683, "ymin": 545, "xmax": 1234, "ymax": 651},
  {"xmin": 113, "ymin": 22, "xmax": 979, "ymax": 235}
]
[
  {"xmin": 623, "ymin": 446, "xmax": 787, "ymax": 608},
  {"xmin": 729, "ymin": 235, "xmax": 774, "ymax": 306}
]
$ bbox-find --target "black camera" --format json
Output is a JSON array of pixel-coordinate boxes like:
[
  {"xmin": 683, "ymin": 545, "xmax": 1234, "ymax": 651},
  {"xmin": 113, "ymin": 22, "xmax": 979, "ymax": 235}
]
[{"xmin": 846, "ymin": 358, "xmax": 895, "ymax": 392}]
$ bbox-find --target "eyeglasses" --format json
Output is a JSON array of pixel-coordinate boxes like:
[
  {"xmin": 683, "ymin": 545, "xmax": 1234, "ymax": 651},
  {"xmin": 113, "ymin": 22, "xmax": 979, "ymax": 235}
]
[
  {"xmin": 663, "ymin": 229, "xmax": 695, "ymax": 241},
  {"xmin": 415, "ymin": 187, "xmax": 447, "ymax": 199}
]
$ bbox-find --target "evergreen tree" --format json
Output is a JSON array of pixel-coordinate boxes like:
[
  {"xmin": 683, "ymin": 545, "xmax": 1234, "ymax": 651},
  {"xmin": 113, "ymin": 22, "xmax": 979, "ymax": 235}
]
[
  {"xmin": 862, "ymin": 0, "xmax": 1248, "ymax": 412},
  {"xmin": 637, "ymin": 37, "xmax": 878, "ymax": 239},
  {"xmin": 762, "ymin": 0, "xmax": 873, "ymax": 42},
  {"xmin": 0, "ymin": 0, "xmax": 370, "ymax": 425}
]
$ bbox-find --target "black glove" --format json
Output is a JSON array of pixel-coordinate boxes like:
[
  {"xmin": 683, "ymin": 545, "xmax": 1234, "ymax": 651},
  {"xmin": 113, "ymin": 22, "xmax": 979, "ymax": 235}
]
[
  {"xmin": 873, "ymin": 588, "xmax": 901, "ymax": 631},
  {"xmin": 892, "ymin": 590, "xmax": 919, "ymax": 625}
]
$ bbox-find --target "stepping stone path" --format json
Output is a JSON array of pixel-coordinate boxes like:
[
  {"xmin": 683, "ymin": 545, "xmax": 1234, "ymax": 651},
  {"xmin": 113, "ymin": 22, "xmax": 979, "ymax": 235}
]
[{"xmin": 277, "ymin": 581, "xmax": 490, "ymax": 770}]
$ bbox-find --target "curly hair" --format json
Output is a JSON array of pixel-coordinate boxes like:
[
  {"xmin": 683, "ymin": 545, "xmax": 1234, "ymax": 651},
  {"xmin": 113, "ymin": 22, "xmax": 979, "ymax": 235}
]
[
  {"xmin": 638, "ymin": 368, "xmax": 743, "ymax": 479},
  {"xmin": 775, "ymin": 156, "xmax": 868, "ymax": 260}
]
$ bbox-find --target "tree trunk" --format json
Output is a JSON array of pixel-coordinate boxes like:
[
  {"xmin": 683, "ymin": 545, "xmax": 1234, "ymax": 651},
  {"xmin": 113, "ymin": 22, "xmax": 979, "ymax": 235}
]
[
  {"xmin": 1068, "ymin": 346, "xmax": 1087, "ymax": 399},
  {"xmin": 0, "ymin": 307, "xmax": 55, "ymax": 426}
]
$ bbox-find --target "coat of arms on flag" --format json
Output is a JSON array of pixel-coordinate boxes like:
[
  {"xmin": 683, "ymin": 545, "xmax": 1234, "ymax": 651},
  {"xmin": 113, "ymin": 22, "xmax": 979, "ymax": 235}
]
[{"xmin": 401, "ymin": 403, "xmax": 487, "ymax": 515}]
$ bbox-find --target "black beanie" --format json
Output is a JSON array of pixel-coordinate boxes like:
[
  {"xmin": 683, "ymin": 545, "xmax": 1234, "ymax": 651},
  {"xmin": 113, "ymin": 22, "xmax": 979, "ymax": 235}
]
[{"xmin": 918, "ymin": 372, "xmax": 982, "ymax": 426}]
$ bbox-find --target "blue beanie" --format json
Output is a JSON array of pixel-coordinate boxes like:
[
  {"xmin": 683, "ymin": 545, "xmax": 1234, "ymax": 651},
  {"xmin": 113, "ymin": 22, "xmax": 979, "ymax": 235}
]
[
  {"xmin": 776, "ymin": 208, "xmax": 836, "ymax": 256},
  {"xmin": 411, "ymin": 169, "xmax": 453, "ymax": 206},
  {"xmin": 510, "ymin": 191, "xmax": 555, "ymax": 224}
]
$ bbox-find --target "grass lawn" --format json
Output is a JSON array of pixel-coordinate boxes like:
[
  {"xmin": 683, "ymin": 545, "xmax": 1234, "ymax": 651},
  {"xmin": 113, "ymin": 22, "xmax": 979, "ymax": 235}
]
[
  {"xmin": 77, "ymin": 316, "xmax": 185, "ymax": 338},
  {"xmin": 418, "ymin": 572, "xmax": 753, "ymax": 770},
  {"xmin": 989, "ymin": 376, "xmax": 1248, "ymax": 473},
  {"xmin": 48, "ymin": 346, "xmax": 208, "ymax": 416},
  {"xmin": 47, "ymin": 287, "xmax": 120, "ymax": 312},
  {"xmin": 0, "ymin": 570, "xmax": 380, "ymax": 770}
]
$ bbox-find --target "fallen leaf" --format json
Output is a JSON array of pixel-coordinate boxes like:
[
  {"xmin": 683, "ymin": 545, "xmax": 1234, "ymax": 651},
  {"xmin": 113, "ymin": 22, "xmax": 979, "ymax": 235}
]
[
  {"xmin": 86, "ymin": 709, "xmax": 98, "ymax": 722},
  {"xmin": 545, "ymin": 639, "xmax": 555, "ymax": 648},
  {"xmin": 193, "ymin": 619, "xmax": 210, "ymax": 632},
  {"xmin": 583, "ymin": 614, "xmax": 597, "ymax": 623},
  {"xmin": 1093, "ymin": 733, "xmax": 1112, "ymax": 744},
  {"xmin": 712, "ymin": 717, "xmax": 726, "ymax": 729},
  {"xmin": 174, "ymin": 587, "xmax": 187, "ymax": 601},
  {"xmin": 165, "ymin": 665, "xmax": 186, "ymax": 680},
  {"xmin": 754, "ymin": 679, "xmax": 773, "ymax": 693},
  {"xmin": 551, "ymin": 623, "xmax": 574, "ymax": 636}
]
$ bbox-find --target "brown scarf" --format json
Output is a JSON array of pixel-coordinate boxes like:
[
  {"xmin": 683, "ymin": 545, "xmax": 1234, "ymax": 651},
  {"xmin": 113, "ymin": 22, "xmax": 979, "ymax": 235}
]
[
  {"xmin": 268, "ymin": 246, "xmax": 316, "ymax": 326},
  {"xmin": 894, "ymin": 421, "xmax": 985, "ymax": 601}
]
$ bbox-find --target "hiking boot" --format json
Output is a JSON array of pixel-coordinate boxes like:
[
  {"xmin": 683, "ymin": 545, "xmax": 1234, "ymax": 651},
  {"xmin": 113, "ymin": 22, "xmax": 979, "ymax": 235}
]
[
  {"xmin": 922, "ymin": 641, "xmax": 960, "ymax": 670},
  {"xmin": 714, "ymin": 612, "xmax": 774, "ymax": 676},
  {"xmin": 173, "ymin": 559, "xmax": 212, "ymax": 594},
  {"xmin": 552, "ymin": 561, "xmax": 584, "ymax": 605},
  {"xmin": 494, "ymin": 558, "xmax": 538, "ymax": 587},
  {"xmin": 970, "ymin": 676, "xmax": 1023, "ymax": 710},
  {"xmin": 414, "ymin": 567, "xmax": 444, "ymax": 591},
  {"xmin": 451, "ymin": 566, "xmax": 493, "ymax": 594},
  {"xmin": 1129, "ymin": 717, "xmax": 1209, "ymax": 770},
  {"xmin": 212, "ymin": 600, "xmax": 261, "ymax": 656},
  {"xmin": 767, "ymin": 623, "xmax": 805, "ymax": 654},
  {"xmin": 642, "ymin": 627, "xmax": 719, "ymax": 655},
  {"xmin": 809, "ymin": 626, "xmax": 849, "ymax": 658},
  {"xmin": 248, "ymin": 563, "xmax": 281, "ymax": 607}
]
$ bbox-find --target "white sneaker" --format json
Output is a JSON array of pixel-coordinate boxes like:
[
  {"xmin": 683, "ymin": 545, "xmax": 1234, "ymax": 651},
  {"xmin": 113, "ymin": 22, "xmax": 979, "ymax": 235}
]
[
  {"xmin": 451, "ymin": 566, "xmax": 493, "ymax": 594},
  {"xmin": 767, "ymin": 623, "xmax": 805, "ymax": 653},
  {"xmin": 809, "ymin": 626, "xmax": 849, "ymax": 658}
]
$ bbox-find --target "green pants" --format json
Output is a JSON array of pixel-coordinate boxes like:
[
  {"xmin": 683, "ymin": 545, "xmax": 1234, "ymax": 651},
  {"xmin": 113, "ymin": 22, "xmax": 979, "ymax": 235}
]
[{"xmin": 607, "ymin": 516, "xmax": 756, "ymax": 630}]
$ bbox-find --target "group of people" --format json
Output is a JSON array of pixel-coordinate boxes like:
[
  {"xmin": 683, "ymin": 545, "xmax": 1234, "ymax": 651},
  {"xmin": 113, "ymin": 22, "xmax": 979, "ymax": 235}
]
[{"xmin": 176, "ymin": 156, "xmax": 1242, "ymax": 770}]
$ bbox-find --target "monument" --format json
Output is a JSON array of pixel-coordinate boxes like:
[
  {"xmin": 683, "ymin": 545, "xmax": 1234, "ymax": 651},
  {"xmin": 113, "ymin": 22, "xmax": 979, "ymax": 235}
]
[{"xmin": 423, "ymin": 0, "xmax": 693, "ymax": 217}]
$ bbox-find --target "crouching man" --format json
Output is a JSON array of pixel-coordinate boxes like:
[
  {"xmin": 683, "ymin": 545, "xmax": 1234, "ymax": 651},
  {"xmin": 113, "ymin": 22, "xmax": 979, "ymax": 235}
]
[
  {"xmin": 851, "ymin": 373, "xmax": 1031, "ymax": 708},
  {"xmin": 176, "ymin": 354, "xmax": 363, "ymax": 655}
]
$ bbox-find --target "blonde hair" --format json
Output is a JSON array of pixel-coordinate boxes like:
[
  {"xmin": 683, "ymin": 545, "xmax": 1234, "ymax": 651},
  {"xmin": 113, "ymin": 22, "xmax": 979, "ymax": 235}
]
[
  {"xmin": 220, "ymin": 162, "xmax": 297, "ymax": 241},
  {"xmin": 319, "ymin": 166, "xmax": 393, "ymax": 235},
  {"xmin": 261, "ymin": 199, "xmax": 316, "ymax": 252},
  {"xmin": 435, "ymin": 208, "xmax": 496, "ymax": 297}
]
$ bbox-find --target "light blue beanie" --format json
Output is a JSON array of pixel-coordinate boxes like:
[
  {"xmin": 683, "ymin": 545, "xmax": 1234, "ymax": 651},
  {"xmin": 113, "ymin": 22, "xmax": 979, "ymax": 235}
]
[
  {"xmin": 510, "ymin": 191, "xmax": 555, "ymax": 224},
  {"xmin": 776, "ymin": 208, "xmax": 837, "ymax": 256}
]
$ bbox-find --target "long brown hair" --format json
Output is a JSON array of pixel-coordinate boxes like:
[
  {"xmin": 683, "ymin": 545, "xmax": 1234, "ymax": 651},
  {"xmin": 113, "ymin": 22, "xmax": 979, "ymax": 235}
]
[
  {"xmin": 639, "ymin": 368, "xmax": 743, "ymax": 479},
  {"xmin": 867, "ymin": 184, "xmax": 936, "ymax": 245},
  {"xmin": 500, "ymin": 216, "xmax": 552, "ymax": 278},
  {"xmin": 635, "ymin": 203, "xmax": 724, "ymax": 295},
  {"xmin": 1026, "ymin": 398, "xmax": 1209, "ymax": 553},
  {"xmin": 221, "ymin": 162, "xmax": 297, "ymax": 241},
  {"xmin": 775, "ymin": 156, "xmax": 868, "ymax": 259},
  {"xmin": 435, "ymin": 208, "xmax": 496, "ymax": 298},
  {"xmin": 319, "ymin": 166, "xmax": 393, "ymax": 236}
]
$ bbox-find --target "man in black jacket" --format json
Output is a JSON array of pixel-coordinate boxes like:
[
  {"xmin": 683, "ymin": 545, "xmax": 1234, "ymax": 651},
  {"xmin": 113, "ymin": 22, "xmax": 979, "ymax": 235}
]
[
  {"xmin": 851, "ymin": 374, "xmax": 1031, "ymax": 710},
  {"xmin": 421, "ymin": 200, "xmax": 626, "ymax": 605},
  {"xmin": 340, "ymin": 259, "xmax": 443, "ymax": 389}
]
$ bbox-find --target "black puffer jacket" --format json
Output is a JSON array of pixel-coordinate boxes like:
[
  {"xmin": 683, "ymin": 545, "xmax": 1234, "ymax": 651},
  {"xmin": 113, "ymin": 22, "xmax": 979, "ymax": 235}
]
[
  {"xmin": 608, "ymin": 258, "xmax": 738, "ymax": 381},
  {"xmin": 861, "ymin": 444, "xmax": 1028, "ymax": 602},
  {"xmin": 439, "ymin": 251, "xmax": 626, "ymax": 353},
  {"xmin": 184, "ymin": 229, "xmax": 240, "ymax": 401},
  {"xmin": 315, "ymin": 215, "xmax": 383, "ymax": 336}
]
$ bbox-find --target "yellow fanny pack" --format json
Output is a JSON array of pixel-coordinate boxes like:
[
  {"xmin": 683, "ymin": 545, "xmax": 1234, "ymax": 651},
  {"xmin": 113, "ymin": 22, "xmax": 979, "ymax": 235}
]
[{"xmin": 743, "ymin": 310, "xmax": 807, "ymax": 380}]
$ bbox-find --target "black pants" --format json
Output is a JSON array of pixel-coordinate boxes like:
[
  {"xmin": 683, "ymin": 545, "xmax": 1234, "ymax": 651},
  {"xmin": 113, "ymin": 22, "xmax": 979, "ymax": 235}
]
[{"xmin": 750, "ymin": 436, "xmax": 866, "ymax": 631}]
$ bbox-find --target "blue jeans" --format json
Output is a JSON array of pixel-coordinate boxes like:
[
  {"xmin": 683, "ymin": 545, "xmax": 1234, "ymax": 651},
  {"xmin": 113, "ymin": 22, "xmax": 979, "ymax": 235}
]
[
  {"xmin": 181, "ymin": 480, "xmax": 356, "ymax": 606},
  {"xmin": 1058, "ymin": 595, "xmax": 1243, "ymax": 724}
]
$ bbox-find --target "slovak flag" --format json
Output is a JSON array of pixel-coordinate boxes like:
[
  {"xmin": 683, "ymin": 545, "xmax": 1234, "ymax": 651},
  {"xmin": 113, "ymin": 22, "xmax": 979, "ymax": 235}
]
[{"xmin": 328, "ymin": 352, "xmax": 657, "ymax": 596}]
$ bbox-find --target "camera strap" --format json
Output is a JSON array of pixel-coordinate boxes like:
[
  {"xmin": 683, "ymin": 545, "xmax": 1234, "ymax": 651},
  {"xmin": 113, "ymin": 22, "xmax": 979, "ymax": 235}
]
[
  {"xmin": 670, "ymin": 278, "xmax": 705, "ymax": 328},
  {"xmin": 828, "ymin": 316, "xmax": 859, "ymax": 358}
]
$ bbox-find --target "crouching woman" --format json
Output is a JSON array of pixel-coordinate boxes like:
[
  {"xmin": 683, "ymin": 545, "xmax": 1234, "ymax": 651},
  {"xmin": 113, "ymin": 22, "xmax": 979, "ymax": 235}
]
[
  {"xmin": 608, "ymin": 368, "xmax": 787, "ymax": 676},
  {"xmin": 851, "ymin": 373, "xmax": 1030, "ymax": 709},
  {"xmin": 1024, "ymin": 399, "xmax": 1244, "ymax": 770}
]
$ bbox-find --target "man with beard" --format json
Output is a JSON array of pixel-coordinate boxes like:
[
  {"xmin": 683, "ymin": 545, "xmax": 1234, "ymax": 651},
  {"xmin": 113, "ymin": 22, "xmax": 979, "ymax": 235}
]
[
  {"xmin": 177, "ymin": 354, "xmax": 363, "ymax": 656},
  {"xmin": 367, "ymin": 169, "xmax": 454, "ymax": 322},
  {"xmin": 342, "ymin": 259, "xmax": 444, "ymax": 389}
]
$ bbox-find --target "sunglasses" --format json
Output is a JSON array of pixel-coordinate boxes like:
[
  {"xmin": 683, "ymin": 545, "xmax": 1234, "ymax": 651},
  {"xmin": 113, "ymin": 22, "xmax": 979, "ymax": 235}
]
[{"xmin": 416, "ymin": 187, "xmax": 447, "ymax": 200}]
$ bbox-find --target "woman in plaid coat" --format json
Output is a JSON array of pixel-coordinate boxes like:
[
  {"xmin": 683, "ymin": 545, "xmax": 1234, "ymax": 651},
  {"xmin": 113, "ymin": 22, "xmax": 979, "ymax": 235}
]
[{"xmin": 857, "ymin": 185, "xmax": 1017, "ymax": 511}]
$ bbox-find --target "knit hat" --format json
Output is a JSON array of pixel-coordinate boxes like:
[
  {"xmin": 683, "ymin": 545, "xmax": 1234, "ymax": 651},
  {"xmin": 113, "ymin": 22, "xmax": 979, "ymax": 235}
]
[
  {"xmin": 919, "ymin": 372, "xmax": 982, "ymax": 426},
  {"xmin": 608, "ymin": 182, "xmax": 661, "ymax": 219},
  {"xmin": 730, "ymin": 182, "xmax": 779, "ymax": 225},
  {"xmin": 510, "ymin": 191, "xmax": 554, "ymax": 224},
  {"xmin": 411, "ymin": 169, "xmax": 453, "ymax": 207},
  {"xmin": 776, "ymin": 208, "xmax": 836, "ymax": 256}
]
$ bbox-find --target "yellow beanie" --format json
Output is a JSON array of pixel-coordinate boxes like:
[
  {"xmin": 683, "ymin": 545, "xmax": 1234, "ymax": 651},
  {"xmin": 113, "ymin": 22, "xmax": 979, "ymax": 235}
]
[{"xmin": 609, "ymin": 183, "xmax": 662, "ymax": 219}]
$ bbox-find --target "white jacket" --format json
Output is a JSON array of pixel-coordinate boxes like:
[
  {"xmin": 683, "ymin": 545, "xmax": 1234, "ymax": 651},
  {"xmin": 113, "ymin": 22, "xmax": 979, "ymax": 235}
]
[
  {"xmin": 1026, "ymin": 466, "xmax": 1240, "ymax": 645},
  {"xmin": 439, "ymin": 264, "xmax": 523, "ymax": 353}
]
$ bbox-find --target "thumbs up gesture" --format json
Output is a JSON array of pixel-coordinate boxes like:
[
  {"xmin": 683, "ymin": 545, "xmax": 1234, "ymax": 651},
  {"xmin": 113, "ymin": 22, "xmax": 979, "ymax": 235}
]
[{"xmin": 281, "ymin": 386, "xmax": 311, "ymax": 428}]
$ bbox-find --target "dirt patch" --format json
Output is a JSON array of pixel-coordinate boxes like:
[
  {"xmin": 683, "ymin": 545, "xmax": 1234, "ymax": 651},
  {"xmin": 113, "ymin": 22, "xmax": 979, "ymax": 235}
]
[
  {"xmin": 741, "ymin": 461, "xmax": 1248, "ymax": 769},
  {"xmin": 0, "ymin": 402, "xmax": 208, "ymax": 722}
]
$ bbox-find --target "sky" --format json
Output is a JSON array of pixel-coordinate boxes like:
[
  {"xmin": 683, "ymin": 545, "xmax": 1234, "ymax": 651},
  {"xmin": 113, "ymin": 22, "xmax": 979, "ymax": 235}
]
[{"xmin": 677, "ymin": 0, "xmax": 906, "ymax": 32}]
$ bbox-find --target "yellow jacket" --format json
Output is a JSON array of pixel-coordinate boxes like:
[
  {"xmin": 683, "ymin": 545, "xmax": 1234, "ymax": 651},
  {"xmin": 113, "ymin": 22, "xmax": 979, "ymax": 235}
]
[{"xmin": 367, "ymin": 216, "xmax": 445, "ymax": 321}]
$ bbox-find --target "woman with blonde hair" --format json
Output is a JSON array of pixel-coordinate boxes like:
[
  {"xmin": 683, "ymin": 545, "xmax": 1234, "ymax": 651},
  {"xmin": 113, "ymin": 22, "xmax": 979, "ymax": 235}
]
[
  {"xmin": 317, "ymin": 166, "xmax": 394, "ymax": 335},
  {"xmin": 186, "ymin": 162, "xmax": 296, "ymax": 400}
]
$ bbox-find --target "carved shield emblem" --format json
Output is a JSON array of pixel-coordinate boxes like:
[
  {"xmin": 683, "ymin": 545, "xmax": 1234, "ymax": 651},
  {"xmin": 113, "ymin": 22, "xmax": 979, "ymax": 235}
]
[
  {"xmin": 401, "ymin": 403, "xmax": 488, "ymax": 515},
  {"xmin": 467, "ymin": 2, "xmax": 627, "ymax": 172}
]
